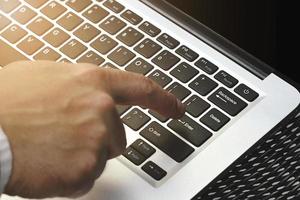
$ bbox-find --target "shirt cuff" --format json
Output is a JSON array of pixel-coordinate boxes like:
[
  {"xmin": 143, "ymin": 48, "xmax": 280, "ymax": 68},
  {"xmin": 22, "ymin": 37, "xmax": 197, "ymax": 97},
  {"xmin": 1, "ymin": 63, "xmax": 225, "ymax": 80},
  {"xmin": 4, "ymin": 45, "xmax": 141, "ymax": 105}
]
[{"xmin": 0, "ymin": 126, "xmax": 12, "ymax": 194}]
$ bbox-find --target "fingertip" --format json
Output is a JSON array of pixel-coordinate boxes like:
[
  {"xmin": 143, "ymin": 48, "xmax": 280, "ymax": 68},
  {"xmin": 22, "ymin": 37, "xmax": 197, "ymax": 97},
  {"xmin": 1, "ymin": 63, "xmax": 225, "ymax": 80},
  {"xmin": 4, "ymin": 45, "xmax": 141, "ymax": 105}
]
[{"xmin": 175, "ymin": 99, "xmax": 186, "ymax": 118}]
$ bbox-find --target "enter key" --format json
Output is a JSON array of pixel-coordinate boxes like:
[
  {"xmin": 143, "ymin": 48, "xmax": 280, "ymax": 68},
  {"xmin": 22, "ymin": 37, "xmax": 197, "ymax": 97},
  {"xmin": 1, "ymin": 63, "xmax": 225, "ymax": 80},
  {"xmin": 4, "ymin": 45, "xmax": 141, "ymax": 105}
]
[{"xmin": 168, "ymin": 115, "xmax": 212, "ymax": 147}]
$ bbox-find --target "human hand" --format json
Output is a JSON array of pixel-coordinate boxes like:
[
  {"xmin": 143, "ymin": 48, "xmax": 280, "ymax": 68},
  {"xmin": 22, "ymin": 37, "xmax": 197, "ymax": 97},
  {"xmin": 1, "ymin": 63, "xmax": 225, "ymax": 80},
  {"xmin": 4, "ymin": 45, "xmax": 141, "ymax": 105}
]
[{"xmin": 0, "ymin": 61, "xmax": 184, "ymax": 198}]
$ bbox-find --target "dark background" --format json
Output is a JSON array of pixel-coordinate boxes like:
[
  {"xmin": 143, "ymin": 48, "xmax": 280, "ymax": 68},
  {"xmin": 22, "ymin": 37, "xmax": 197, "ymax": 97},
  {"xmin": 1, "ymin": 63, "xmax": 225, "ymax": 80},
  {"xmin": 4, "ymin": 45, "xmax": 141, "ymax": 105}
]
[{"xmin": 164, "ymin": 0, "xmax": 298, "ymax": 84}]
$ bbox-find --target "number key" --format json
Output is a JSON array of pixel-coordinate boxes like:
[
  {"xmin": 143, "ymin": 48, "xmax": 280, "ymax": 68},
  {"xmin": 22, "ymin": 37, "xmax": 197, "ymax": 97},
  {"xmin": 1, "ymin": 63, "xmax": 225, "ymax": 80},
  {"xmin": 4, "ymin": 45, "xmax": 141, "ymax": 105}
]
[
  {"xmin": 99, "ymin": 16, "xmax": 126, "ymax": 35},
  {"xmin": 152, "ymin": 50, "xmax": 180, "ymax": 71},
  {"xmin": 66, "ymin": 0, "xmax": 92, "ymax": 12},
  {"xmin": 108, "ymin": 46, "xmax": 135, "ymax": 66},
  {"xmin": 83, "ymin": 5, "xmax": 109, "ymax": 23},
  {"xmin": 134, "ymin": 38, "xmax": 162, "ymax": 59},
  {"xmin": 24, "ymin": 0, "xmax": 48, "ymax": 8},
  {"xmin": 117, "ymin": 27, "xmax": 144, "ymax": 47}
]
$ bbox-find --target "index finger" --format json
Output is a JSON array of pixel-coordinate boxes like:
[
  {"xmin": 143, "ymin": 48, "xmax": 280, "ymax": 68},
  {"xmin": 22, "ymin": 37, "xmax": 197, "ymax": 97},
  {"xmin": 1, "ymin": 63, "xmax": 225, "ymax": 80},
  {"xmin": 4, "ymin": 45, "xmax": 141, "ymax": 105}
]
[{"xmin": 99, "ymin": 68, "xmax": 185, "ymax": 119}]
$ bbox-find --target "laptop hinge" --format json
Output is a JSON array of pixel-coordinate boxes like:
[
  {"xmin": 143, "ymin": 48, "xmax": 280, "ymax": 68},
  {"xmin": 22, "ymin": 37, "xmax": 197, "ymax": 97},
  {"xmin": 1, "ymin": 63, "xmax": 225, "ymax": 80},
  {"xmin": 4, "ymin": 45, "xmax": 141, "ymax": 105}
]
[{"xmin": 139, "ymin": 0, "xmax": 274, "ymax": 80}]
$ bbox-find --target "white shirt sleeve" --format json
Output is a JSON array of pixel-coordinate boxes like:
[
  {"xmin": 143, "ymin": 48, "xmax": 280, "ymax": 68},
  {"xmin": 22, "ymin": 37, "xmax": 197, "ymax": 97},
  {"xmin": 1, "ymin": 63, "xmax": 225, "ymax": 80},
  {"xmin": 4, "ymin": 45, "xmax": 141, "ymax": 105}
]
[{"xmin": 0, "ymin": 126, "xmax": 12, "ymax": 195}]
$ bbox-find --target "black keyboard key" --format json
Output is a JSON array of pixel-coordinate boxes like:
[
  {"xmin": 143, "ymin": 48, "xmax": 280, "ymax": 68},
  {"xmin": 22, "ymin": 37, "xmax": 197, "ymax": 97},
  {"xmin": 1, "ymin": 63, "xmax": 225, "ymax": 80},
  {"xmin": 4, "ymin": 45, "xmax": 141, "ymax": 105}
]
[
  {"xmin": 41, "ymin": 1, "xmax": 67, "ymax": 20},
  {"xmin": 121, "ymin": 10, "xmax": 143, "ymax": 25},
  {"xmin": 166, "ymin": 82, "xmax": 191, "ymax": 101},
  {"xmin": 0, "ymin": 39, "xmax": 28, "ymax": 67},
  {"xmin": 195, "ymin": 58, "xmax": 218, "ymax": 75},
  {"xmin": 123, "ymin": 147, "xmax": 146, "ymax": 166},
  {"xmin": 149, "ymin": 110, "xmax": 169, "ymax": 122},
  {"xmin": 176, "ymin": 45, "xmax": 199, "ymax": 62},
  {"xmin": 157, "ymin": 33, "xmax": 180, "ymax": 49},
  {"xmin": 27, "ymin": 17, "xmax": 53, "ymax": 36},
  {"xmin": 116, "ymin": 105, "xmax": 131, "ymax": 115},
  {"xmin": 77, "ymin": 50, "xmax": 105, "ymax": 65},
  {"xmin": 60, "ymin": 39, "xmax": 87, "ymax": 59},
  {"xmin": 142, "ymin": 161, "xmax": 167, "ymax": 181},
  {"xmin": 200, "ymin": 108, "xmax": 230, "ymax": 131},
  {"xmin": 184, "ymin": 95, "xmax": 210, "ymax": 117},
  {"xmin": 134, "ymin": 38, "xmax": 162, "ymax": 59},
  {"xmin": 125, "ymin": 58, "xmax": 153, "ymax": 75},
  {"xmin": 34, "ymin": 47, "xmax": 61, "ymax": 61},
  {"xmin": 139, "ymin": 21, "xmax": 161, "ymax": 37},
  {"xmin": 0, "ymin": 13, "xmax": 11, "ymax": 30},
  {"xmin": 234, "ymin": 84, "xmax": 259, "ymax": 102},
  {"xmin": 74, "ymin": 23, "xmax": 101, "ymax": 42},
  {"xmin": 208, "ymin": 87, "xmax": 247, "ymax": 116},
  {"xmin": 215, "ymin": 70, "xmax": 238, "ymax": 88},
  {"xmin": 122, "ymin": 108, "xmax": 150, "ymax": 131},
  {"xmin": 99, "ymin": 16, "xmax": 126, "ymax": 35},
  {"xmin": 11, "ymin": 5, "xmax": 37, "ymax": 25},
  {"xmin": 24, "ymin": 0, "xmax": 47, "ymax": 8},
  {"xmin": 1, "ymin": 24, "xmax": 27, "ymax": 44},
  {"xmin": 189, "ymin": 74, "xmax": 218, "ymax": 96},
  {"xmin": 170, "ymin": 62, "xmax": 199, "ymax": 83},
  {"xmin": 91, "ymin": 34, "xmax": 118, "ymax": 55},
  {"xmin": 66, "ymin": 0, "xmax": 92, "ymax": 12},
  {"xmin": 0, "ymin": 0, "xmax": 20, "ymax": 13},
  {"xmin": 131, "ymin": 139, "xmax": 156, "ymax": 158},
  {"xmin": 168, "ymin": 115, "xmax": 212, "ymax": 147},
  {"xmin": 117, "ymin": 27, "xmax": 144, "ymax": 47},
  {"xmin": 148, "ymin": 69, "xmax": 172, "ymax": 88},
  {"xmin": 43, "ymin": 28, "xmax": 70, "ymax": 48},
  {"xmin": 152, "ymin": 50, "xmax": 180, "ymax": 70},
  {"xmin": 59, "ymin": 58, "xmax": 72, "ymax": 63},
  {"xmin": 108, "ymin": 46, "xmax": 135, "ymax": 66},
  {"xmin": 17, "ymin": 35, "xmax": 44, "ymax": 55},
  {"xmin": 103, "ymin": 0, "xmax": 125, "ymax": 13},
  {"xmin": 57, "ymin": 12, "xmax": 83, "ymax": 31},
  {"xmin": 83, "ymin": 5, "xmax": 109, "ymax": 23},
  {"xmin": 140, "ymin": 122, "xmax": 194, "ymax": 162},
  {"xmin": 101, "ymin": 62, "xmax": 119, "ymax": 70}
]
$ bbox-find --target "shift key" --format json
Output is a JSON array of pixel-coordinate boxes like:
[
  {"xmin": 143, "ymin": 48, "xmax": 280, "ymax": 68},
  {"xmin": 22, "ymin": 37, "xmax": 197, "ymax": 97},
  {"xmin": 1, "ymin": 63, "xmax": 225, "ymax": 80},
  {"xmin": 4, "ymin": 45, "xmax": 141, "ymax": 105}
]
[{"xmin": 140, "ymin": 121, "xmax": 194, "ymax": 162}]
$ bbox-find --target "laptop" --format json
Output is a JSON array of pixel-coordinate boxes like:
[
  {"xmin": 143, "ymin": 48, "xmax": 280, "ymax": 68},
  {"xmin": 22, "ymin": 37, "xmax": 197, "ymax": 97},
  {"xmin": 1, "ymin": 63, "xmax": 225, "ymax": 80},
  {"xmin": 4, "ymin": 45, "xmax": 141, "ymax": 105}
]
[{"xmin": 0, "ymin": 0, "xmax": 299, "ymax": 199}]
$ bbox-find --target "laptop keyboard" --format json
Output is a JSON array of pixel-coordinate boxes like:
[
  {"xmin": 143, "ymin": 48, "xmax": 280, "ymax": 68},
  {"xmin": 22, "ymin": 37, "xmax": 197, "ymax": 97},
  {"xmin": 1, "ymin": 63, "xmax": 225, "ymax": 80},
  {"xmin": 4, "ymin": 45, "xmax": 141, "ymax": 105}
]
[{"xmin": 0, "ymin": 0, "xmax": 260, "ymax": 184}]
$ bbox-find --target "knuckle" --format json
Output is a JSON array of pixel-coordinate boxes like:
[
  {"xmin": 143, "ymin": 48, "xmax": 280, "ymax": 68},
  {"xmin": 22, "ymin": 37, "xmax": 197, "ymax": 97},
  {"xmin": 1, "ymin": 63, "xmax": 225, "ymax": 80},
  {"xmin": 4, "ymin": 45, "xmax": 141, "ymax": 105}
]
[
  {"xmin": 73, "ymin": 64, "xmax": 99, "ymax": 82},
  {"xmin": 94, "ymin": 93, "xmax": 115, "ymax": 112},
  {"xmin": 80, "ymin": 154, "xmax": 98, "ymax": 178}
]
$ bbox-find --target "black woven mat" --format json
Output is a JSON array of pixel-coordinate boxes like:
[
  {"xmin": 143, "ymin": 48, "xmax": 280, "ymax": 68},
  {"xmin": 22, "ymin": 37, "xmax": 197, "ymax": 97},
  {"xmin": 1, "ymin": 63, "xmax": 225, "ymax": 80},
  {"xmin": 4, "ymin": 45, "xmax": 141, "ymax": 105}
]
[{"xmin": 192, "ymin": 105, "xmax": 300, "ymax": 200}]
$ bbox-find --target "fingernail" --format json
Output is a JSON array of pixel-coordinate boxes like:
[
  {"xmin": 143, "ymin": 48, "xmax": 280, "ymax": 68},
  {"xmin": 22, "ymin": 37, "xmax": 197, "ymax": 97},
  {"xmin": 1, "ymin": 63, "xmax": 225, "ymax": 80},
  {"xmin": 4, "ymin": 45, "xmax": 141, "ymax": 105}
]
[{"xmin": 177, "ymin": 99, "xmax": 185, "ymax": 116}]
